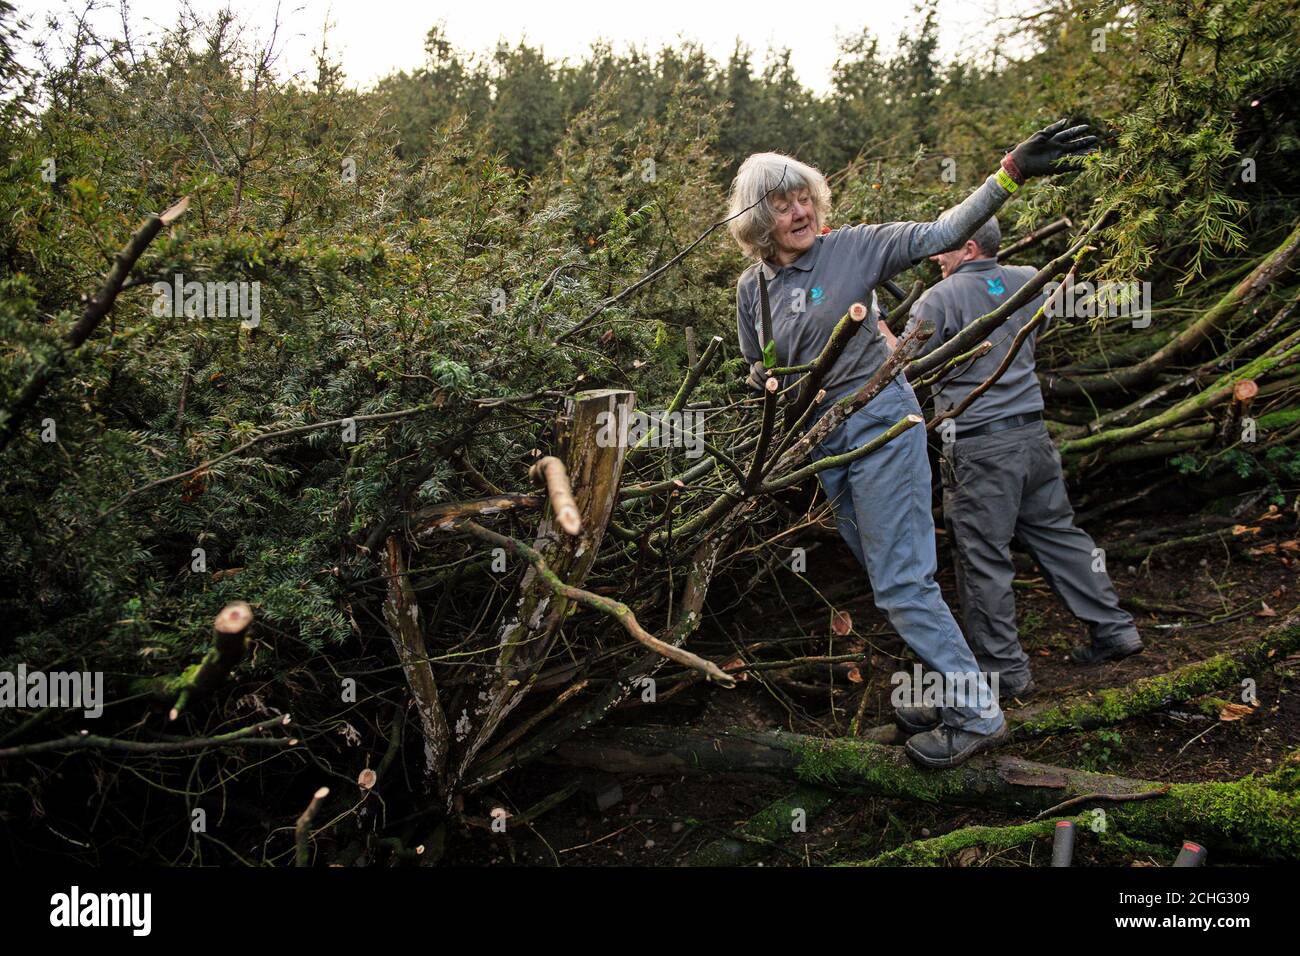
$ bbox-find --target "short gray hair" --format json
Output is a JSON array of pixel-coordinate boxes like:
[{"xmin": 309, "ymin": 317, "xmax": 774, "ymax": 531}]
[
  {"xmin": 727, "ymin": 152, "xmax": 831, "ymax": 261},
  {"xmin": 971, "ymin": 215, "xmax": 1001, "ymax": 256},
  {"xmin": 941, "ymin": 209, "xmax": 1001, "ymax": 257}
]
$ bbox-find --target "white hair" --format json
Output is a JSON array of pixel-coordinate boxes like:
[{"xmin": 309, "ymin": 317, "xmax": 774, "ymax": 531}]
[{"xmin": 726, "ymin": 152, "xmax": 831, "ymax": 261}]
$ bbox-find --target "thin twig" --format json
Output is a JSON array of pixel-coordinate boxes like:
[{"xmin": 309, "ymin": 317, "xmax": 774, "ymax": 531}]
[
  {"xmin": 554, "ymin": 167, "xmax": 791, "ymax": 344},
  {"xmin": 1030, "ymin": 785, "xmax": 1171, "ymax": 821},
  {"xmin": 0, "ymin": 714, "xmax": 293, "ymax": 760}
]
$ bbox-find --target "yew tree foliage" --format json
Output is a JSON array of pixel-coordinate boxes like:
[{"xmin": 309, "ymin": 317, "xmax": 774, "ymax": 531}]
[
  {"xmin": 1011, "ymin": 0, "xmax": 1300, "ymax": 287},
  {"xmin": 0, "ymin": 0, "xmax": 1297, "ymax": 831},
  {"xmin": 0, "ymin": 7, "xmax": 734, "ymax": 678}
]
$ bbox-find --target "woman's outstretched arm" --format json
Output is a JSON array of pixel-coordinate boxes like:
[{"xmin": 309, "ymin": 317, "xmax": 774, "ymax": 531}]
[{"xmin": 905, "ymin": 119, "xmax": 1098, "ymax": 264}]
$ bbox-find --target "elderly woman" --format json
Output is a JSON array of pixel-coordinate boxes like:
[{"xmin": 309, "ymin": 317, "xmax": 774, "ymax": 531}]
[{"xmin": 727, "ymin": 120, "xmax": 1096, "ymax": 768}]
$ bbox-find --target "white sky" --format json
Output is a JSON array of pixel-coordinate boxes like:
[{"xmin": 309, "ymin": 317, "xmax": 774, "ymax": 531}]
[{"xmin": 14, "ymin": 0, "xmax": 1038, "ymax": 94}]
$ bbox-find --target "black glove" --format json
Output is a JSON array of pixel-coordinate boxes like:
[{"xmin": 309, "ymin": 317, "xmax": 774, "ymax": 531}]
[
  {"xmin": 744, "ymin": 361, "xmax": 792, "ymax": 405},
  {"xmin": 1007, "ymin": 118, "xmax": 1099, "ymax": 179}
]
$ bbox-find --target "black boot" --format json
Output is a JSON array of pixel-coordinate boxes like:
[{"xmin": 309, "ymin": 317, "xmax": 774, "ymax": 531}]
[
  {"xmin": 894, "ymin": 705, "xmax": 941, "ymax": 735},
  {"xmin": 904, "ymin": 722, "xmax": 1008, "ymax": 769},
  {"xmin": 1000, "ymin": 677, "xmax": 1037, "ymax": 702},
  {"xmin": 1069, "ymin": 635, "xmax": 1143, "ymax": 665}
]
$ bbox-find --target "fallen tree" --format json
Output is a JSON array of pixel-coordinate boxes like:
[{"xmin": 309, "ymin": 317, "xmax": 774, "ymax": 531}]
[{"xmin": 550, "ymin": 726, "xmax": 1300, "ymax": 861}]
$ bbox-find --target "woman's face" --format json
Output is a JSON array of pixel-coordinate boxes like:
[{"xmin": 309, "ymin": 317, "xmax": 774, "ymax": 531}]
[{"xmin": 770, "ymin": 188, "xmax": 817, "ymax": 264}]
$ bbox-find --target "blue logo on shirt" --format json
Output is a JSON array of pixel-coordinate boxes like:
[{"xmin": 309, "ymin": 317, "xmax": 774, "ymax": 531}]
[
  {"xmin": 986, "ymin": 277, "xmax": 1005, "ymax": 296},
  {"xmin": 810, "ymin": 286, "xmax": 824, "ymax": 302}
]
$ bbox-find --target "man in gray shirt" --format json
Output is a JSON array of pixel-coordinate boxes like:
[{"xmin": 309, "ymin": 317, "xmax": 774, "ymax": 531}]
[{"xmin": 906, "ymin": 216, "xmax": 1143, "ymax": 697}]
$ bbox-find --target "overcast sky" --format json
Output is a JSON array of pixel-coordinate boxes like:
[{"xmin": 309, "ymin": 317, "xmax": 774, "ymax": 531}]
[{"xmin": 15, "ymin": 0, "xmax": 1036, "ymax": 94}]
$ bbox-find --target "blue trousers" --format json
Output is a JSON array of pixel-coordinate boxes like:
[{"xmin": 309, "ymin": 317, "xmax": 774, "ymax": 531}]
[{"xmin": 810, "ymin": 376, "xmax": 1004, "ymax": 734}]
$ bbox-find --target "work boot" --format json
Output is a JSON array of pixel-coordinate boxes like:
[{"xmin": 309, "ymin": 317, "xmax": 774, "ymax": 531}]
[
  {"xmin": 905, "ymin": 721, "xmax": 1008, "ymax": 769},
  {"xmin": 894, "ymin": 705, "xmax": 941, "ymax": 735},
  {"xmin": 1001, "ymin": 677, "xmax": 1037, "ymax": 703},
  {"xmin": 1069, "ymin": 635, "xmax": 1143, "ymax": 665}
]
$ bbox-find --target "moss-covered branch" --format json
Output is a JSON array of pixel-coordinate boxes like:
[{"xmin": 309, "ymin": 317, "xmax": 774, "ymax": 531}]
[
  {"xmin": 1012, "ymin": 615, "xmax": 1300, "ymax": 739},
  {"xmin": 552, "ymin": 726, "xmax": 1300, "ymax": 860},
  {"xmin": 1059, "ymin": 325, "xmax": 1300, "ymax": 456},
  {"xmin": 168, "ymin": 601, "xmax": 255, "ymax": 721},
  {"xmin": 847, "ymin": 814, "xmax": 1174, "ymax": 866}
]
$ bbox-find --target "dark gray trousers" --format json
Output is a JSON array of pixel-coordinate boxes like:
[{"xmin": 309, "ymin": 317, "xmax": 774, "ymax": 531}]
[{"xmin": 939, "ymin": 421, "xmax": 1138, "ymax": 689}]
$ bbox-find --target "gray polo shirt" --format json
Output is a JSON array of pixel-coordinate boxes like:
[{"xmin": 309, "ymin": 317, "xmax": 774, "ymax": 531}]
[
  {"xmin": 909, "ymin": 257, "xmax": 1051, "ymax": 430},
  {"xmin": 736, "ymin": 222, "xmax": 924, "ymax": 408}
]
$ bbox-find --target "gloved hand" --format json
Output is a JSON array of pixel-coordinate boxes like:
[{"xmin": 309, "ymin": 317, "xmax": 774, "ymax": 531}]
[
  {"xmin": 1006, "ymin": 118, "xmax": 1099, "ymax": 180},
  {"xmin": 745, "ymin": 360, "xmax": 770, "ymax": 393}
]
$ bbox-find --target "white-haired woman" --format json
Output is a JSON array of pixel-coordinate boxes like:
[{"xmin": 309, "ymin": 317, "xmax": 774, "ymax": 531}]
[{"xmin": 728, "ymin": 120, "xmax": 1096, "ymax": 768}]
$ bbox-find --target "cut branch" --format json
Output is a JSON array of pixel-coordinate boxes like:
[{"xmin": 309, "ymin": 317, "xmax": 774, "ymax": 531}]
[
  {"xmin": 0, "ymin": 197, "xmax": 190, "ymax": 452},
  {"xmin": 784, "ymin": 301, "xmax": 869, "ymax": 430},
  {"xmin": 762, "ymin": 414, "xmax": 923, "ymax": 493},
  {"xmin": 996, "ymin": 216, "xmax": 1073, "ymax": 262},
  {"xmin": 295, "ymin": 786, "xmax": 330, "ymax": 867},
  {"xmin": 908, "ymin": 231, "xmax": 1091, "ymax": 380},
  {"xmin": 926, "ymin": 261, "xmax": 1075, "ymax": 433},
  {"xmin": 170, "ymin": 601, "xmax": 254, "ymax": 721},
  {"xmin": 529, "ymin": 456, "xmax": 582, "ymax": 536},
  {"xmin": 1042, "ymin": 218, "xmax": 1300, "ymax": 399},
  {"xmin": 0, "ymin": 713, "xmax": 293, "ymax": 761},
  {"xmin": 772, "ymin": 318, "xmax": 933, "ymax": 475},
  {"xmin": 382, "ymin": 537, "xmax": 451, "ymax": 792}
]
